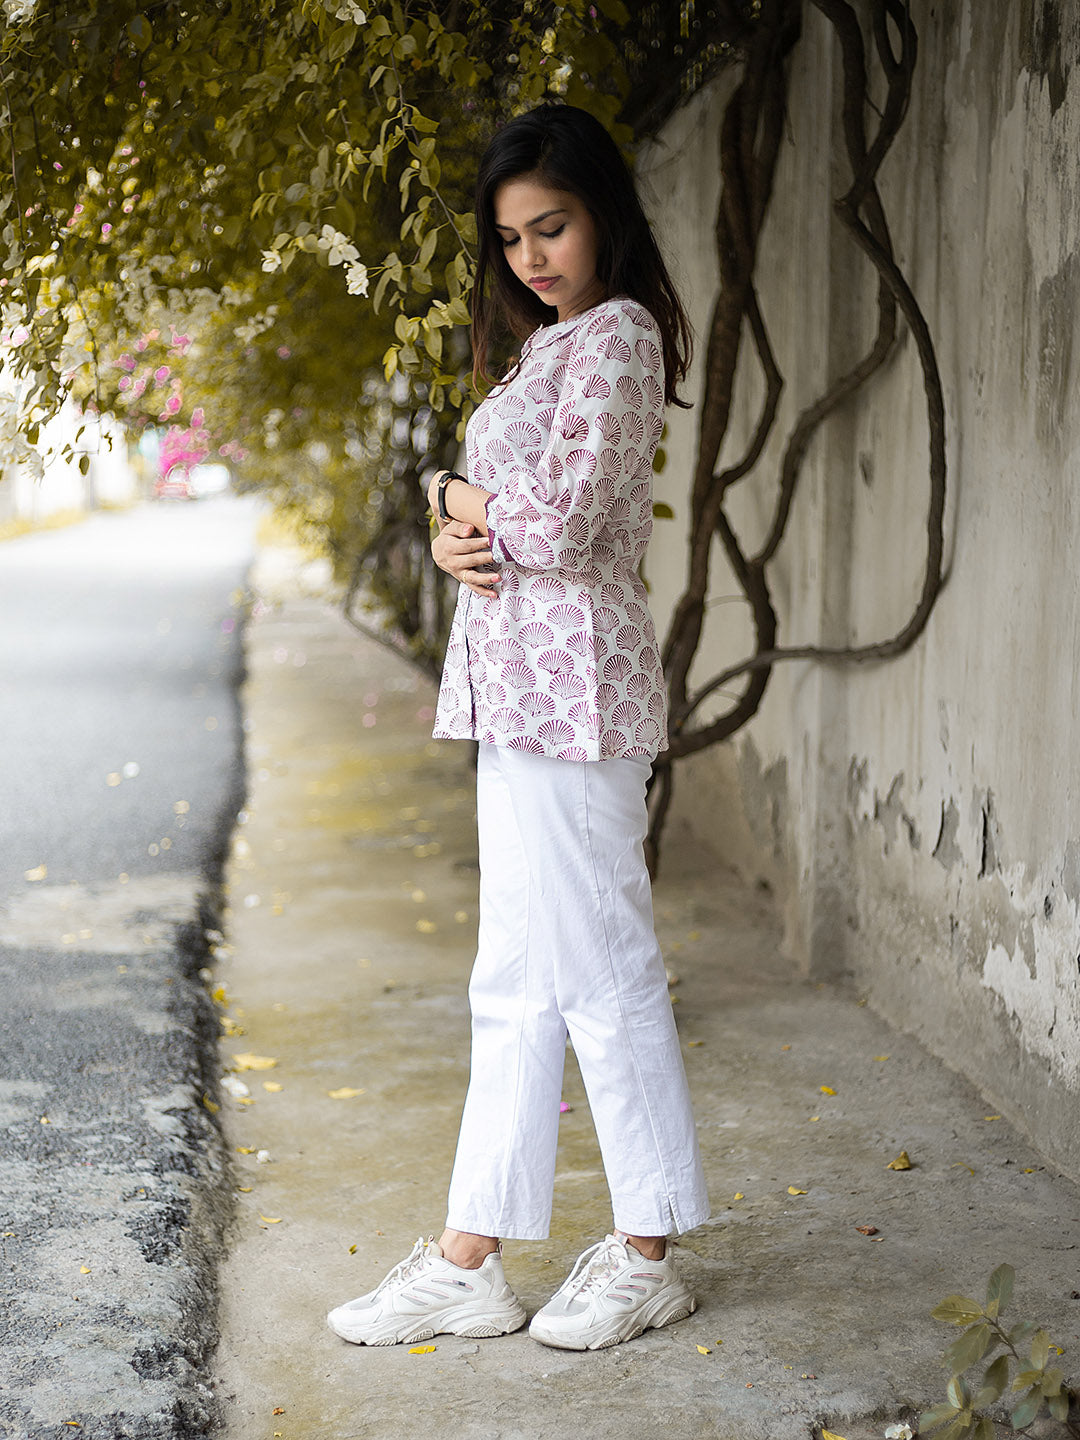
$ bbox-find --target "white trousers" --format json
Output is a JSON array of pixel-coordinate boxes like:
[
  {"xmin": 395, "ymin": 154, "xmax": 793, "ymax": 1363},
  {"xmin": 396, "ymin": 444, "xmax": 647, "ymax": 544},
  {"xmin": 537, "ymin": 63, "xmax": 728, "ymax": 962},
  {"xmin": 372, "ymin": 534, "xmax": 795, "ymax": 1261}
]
[{"xmin": 445, "ymin": 743, "xmax": 710, "ymax": 1241}]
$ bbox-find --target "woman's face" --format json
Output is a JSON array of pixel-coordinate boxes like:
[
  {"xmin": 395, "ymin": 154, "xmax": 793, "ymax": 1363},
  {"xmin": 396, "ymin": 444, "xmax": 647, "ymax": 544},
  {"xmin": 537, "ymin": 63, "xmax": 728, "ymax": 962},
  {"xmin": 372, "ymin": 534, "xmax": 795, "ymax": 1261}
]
[{"xmin": 493, "ymin": 173, "xmax": 605, "ymax": 323}]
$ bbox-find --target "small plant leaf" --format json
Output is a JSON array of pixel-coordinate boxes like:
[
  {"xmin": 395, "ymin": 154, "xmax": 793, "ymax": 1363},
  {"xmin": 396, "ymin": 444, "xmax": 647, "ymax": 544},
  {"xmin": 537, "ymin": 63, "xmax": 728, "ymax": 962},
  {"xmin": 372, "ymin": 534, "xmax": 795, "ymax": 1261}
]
[
  {"xmin": 1030, "ymin": 1328, "xmax": 1051, "ymax": 1369},
  {"xmin": 1009, "ymin": 1320, "xmax": 1038, "ymax": 1350},
  {"xmin": 919, "ymin": 1403, "xmax": 960, "ymax": 1433},
  {"xmin": 935, "ymin": 1416, "xmax": 974, "ymax": 1440},
  {"xmin": 972, "ymin": 1419, "xmax": 995, "ymax": 1440},
  {"xmin": 932, "ymin": 1296, "xmax": 984, "ymax": 1326},
  {"xmin": 985, "ymin": 1263, "xmax": 1014, "ymax": 1313},
  {"xmin": 946, "ymin": 1375, "xmax": 970, "ymax": 1410},
  {"xmin": 972, "ymin": 1354, "xmax": 1010, "ymax": 1407},
  {"xmin": 1012, "ymin": 1369, "xmax": 1042, "ymax": 1391},
  {"xmin": 1048, "ymin": 1390, "xmax": 1069, "ymax": 1422},
  {"xmin": 943, "ymin": 1324, "xmax": 992, "ymax": 1374},
  {"xmin": 1010, "ymin": 1386, "xmax": 1042, "ymax": 1430},
  {"xmin": 1040, "ymin": 1365, "xmax": 1064, "ymax": 1396}
]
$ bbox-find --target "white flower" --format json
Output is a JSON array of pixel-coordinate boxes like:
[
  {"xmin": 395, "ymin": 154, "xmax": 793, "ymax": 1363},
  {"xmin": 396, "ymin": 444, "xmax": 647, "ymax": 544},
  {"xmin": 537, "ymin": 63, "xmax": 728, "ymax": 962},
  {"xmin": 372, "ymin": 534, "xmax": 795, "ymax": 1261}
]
[
  {"xmin": 884, "ymin": 1425, "xmax": 914, "ymax": 1440},
  {"xmin": 345, "ymin": 261, "xmax": 369, "ymax": 296},
  {"xmin": 261, "ymin": 249, "xmax": 282, "ymax": 273},
  {"xmin": 334, "ymin": 2, "xmax": 366, "ymax": 22},
  {"xmin": 317, "ymin": 224, "xmax": 360, "ymax": 267}
]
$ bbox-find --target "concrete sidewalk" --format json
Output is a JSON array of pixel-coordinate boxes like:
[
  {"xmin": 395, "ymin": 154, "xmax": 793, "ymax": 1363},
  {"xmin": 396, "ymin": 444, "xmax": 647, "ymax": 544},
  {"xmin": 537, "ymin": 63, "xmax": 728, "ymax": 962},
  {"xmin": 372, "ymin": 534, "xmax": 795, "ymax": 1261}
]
[{"xmin": 209, "ymin": 543, "xmax": 1080, "ymax": 1440}]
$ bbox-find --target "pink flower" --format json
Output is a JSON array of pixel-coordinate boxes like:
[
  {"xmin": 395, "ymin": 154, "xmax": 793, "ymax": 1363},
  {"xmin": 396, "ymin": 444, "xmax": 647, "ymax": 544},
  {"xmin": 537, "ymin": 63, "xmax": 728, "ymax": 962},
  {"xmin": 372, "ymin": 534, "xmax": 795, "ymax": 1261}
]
[
  {"xmin": 154, "ymin": 365, "xmax": 170, "ymax": 383},
  {"xmin": 170, "ymin": 333, "xmax": 191, "ymax": 352},
  {"xmin": 73, "ymin": 204, "xmax": 84, "ymax": 216},
  {"xmin": 117, "ymin": 353, "xmax": 136, "ymax": 371},
  {"xmin": 165, "ymin": 394, "xmax": 182, "ymax": 415},
  {"xmin": 191, "ymin": 407, "xmax": 205, "ymax": 429},
  {"xmin": 135, "ymin": 338, "xmax": 148, "ymax": 352},
  {"xmin": 276, "ymin": 346, "xmax": 291, "ymax": 359},
  {"xmin": 101, "ymin": 223, "xmax": 113, "ymax": 237},
  {"xmin": 53, "ymin": 161, "xmax": 62, "ymax": 171},
  {"xmin": 133, "ymin": 377, "xmax": 147, "ymax": 396}
]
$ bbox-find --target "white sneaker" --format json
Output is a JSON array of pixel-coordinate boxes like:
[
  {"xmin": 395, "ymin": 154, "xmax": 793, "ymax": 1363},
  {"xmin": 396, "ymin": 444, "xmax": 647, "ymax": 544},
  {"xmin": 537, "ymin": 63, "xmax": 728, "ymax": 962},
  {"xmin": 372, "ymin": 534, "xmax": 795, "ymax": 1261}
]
[
  {"xmin": 327, "ymin": 1237, "xmax": 527, "ymax": 1346},
  {"xmin": 528, "ymin": 1234, "xmax": 696, "ymax": 1350}
]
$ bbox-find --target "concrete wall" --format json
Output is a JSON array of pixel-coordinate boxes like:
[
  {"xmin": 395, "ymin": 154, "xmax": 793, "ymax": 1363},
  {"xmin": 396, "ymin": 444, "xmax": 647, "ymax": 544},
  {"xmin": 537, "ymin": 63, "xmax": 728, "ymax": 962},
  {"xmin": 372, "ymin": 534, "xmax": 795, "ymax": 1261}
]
[{"xmin": 641, "ymin": 0, "xmax": 1080, "ymax": 1180}]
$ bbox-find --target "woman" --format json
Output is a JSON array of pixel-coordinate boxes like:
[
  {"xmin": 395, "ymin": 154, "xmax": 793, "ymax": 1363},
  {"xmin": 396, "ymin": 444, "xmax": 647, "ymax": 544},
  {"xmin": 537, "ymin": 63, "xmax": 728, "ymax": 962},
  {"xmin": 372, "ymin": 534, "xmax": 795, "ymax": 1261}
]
[{"xmin": 328, "ymin": 103, "xmax": 709, "ymax": 1352}]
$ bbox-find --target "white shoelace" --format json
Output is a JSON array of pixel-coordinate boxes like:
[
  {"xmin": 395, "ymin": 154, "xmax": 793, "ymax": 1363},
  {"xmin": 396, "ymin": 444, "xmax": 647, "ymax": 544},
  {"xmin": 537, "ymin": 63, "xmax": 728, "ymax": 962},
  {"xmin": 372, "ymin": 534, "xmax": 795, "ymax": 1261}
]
[
  {"xmin": 372, "ymin": 1236, "xmax": 434, "ymax": 1297},
  {"xmin": 553, "ymin": 1236, "xmax": 627, "ymax": 1300}
]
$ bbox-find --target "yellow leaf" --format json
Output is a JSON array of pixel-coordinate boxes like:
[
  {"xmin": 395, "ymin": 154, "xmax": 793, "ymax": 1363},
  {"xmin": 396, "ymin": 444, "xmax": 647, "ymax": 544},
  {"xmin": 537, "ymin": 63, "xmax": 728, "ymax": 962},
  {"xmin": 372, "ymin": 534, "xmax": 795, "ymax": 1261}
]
[
  {"xmin": 259, "ymin": 1215, "xmax": 282, "ymax": 1224},
  {"xmin": 886, "ymin": 1151, "xmax": 912, "ymax": 1170},
  {"xmin": 237, "ymin": 1146, "xmax": 256, "ymax": 1155},
  {"xmin": 238, "ymin": 1186, "xmax": 253, "ymax": 1193},
  {"xmin": 80, "ymin": 1266, "xmax": 91, "ymax": 1274},
  {"xmin": 24, "ymin": 863, "xmax": 47, "ymax": 882},
  {"xmin": 687, "ymin": 1040, "xmax": 704, "ymax": 1048},
  {"xmin": 232, "ymin": 1052, "xmax": 278, "ymax": 1071},
  {"xmin": 202, "ymin": 1093, "xmax": 220, "ymax": 1114},
  {"xmin": 409, "ymin": 1345, "xmax": 437, "ymax": 1354},
  {"xmin": 263, "ymin": 1081, "xmax": 283, "ymax": 1093},
  {"xmin": 328, "ymin": 1087, "xmax": 365, "ymax": 1100},
  {"xmin": 349, "ymin": 1244, "xmax": 357, "ymax": 1254},
  {"xmin": 788, "ymin": 1186, "xmax": 808, "ymax": 1195},
  {"xmin": 696, "ymin": 1344, "xmax": 711, "ymax": 1355},
  {"xmin": 211, "ymin": 985, "xmax": 228, "ymax": 1005},
  {"xmin": 820, "ymin": 1085, "xmax": 836, "ymax": 1095},
  {"xmin": 733, "ymin": 1192, "xmax": 744, "ymax": 1201},
  {"xmin": 809, "ymin": 1115, "xmax": 821, "ymax": 1122},
  {"xmin": 874, "ymin": 1055, "xmax": 889, "ymax": 1062},
  {"xmin": 780, "ymin": 1044, "xmax": 791, "ymax": 1051},
  {"xmin": 982, "ymin": 1114, "xmax": 1001, "ymax": 1121},
  {"xmin": 822, "ymin": 1431, "xmax": 849, "ymax": 1440}
]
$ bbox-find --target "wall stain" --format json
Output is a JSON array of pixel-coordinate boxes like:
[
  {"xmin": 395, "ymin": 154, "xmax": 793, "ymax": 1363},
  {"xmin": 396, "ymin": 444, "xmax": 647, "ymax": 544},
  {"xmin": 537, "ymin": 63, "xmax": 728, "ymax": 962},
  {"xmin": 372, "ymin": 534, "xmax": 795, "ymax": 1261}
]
[
  {"xmin": 932, "ymin": 798, "xmax": 963, "ymax": 871},
  {"xmin": 872, "ymin": 773, "xmax": 921, "ymax": 855}
]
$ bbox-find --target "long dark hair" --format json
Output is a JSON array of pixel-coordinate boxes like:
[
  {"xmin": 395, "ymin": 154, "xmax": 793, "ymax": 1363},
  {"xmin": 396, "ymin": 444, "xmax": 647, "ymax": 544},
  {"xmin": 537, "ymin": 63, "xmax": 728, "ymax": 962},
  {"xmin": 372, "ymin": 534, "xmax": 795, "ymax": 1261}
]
[{"xmin": 471, "ymin": 104, "xmax": 692, "ymax": 408}]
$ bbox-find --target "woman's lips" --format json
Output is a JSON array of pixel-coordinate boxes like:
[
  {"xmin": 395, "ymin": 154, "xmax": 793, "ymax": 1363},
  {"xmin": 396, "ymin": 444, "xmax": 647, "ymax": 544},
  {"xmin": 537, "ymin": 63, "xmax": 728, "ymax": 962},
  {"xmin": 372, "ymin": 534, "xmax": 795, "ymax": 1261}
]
[{"xmin": 529, "ymin": 277, "xmax": 559, "ymax": 291}]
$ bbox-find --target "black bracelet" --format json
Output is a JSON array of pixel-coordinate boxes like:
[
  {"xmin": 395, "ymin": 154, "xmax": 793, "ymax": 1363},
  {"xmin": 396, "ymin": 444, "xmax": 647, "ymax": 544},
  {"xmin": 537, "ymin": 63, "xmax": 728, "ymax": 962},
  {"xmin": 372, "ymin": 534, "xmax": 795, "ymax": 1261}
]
[{"xmin": 437, "ymin": 470, "xmax": 469, "ymax": 521}]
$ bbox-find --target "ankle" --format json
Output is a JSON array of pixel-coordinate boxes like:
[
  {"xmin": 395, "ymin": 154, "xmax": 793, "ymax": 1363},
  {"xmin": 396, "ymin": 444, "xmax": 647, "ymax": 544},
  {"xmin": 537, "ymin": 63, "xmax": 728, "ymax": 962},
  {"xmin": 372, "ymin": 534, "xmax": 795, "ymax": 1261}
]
[
  {"xmin": 438, "ymin": 1228, "xmax": 499, "ymax": 1270},
  {"xmin": 618, "ymin": 1231, "xmax": 666, "ymax": 1261}
]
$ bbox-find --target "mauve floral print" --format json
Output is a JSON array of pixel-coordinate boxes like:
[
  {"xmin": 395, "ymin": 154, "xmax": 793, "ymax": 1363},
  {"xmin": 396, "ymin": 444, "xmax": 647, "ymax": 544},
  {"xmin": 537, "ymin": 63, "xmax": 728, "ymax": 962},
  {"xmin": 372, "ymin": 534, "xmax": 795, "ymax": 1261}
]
[{"xmin": 433, "ymin": 297, "xmax": 669, "ymax": 761}]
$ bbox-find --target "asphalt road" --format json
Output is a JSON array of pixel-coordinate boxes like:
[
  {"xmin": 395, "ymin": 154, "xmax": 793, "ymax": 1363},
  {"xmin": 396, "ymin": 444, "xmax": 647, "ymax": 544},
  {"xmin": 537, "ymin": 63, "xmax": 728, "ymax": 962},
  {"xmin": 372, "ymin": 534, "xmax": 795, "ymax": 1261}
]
[{"xmin": 0, "ymin": 497, "xmax": 259, "ymax": 1440}]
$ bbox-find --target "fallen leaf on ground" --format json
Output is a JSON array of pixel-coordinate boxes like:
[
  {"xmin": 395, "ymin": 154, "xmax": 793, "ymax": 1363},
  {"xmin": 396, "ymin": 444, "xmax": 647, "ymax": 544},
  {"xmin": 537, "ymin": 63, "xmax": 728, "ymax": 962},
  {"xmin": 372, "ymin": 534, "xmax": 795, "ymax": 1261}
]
[
  {"xmin": 809, "ymin": 1115, "xmax": 821, "ymax": 1122},
  {"xmin": 202, "ymin": 1094, "xmax": 220, "ymax": 1114},
  {"xmin": 236, "ymin": 1146, "xmax": 256, "ymax": 1155},
  {"xmin": 349, "ymin": 1244, "xmax": 357, "ymax": 1254},
  {"xmin": 821, "ymin": 1431, "xmax": 848, "ymax": 1440},
  {"xmin": 780, "ymin": 1044, "xmax": 791, "ymax": 1051},
  {"xmin": 688, "ymin": 1040, "xmax": 704, "ymax": 1048},
  {"xmin": 263, "ymin": 1081, "xmax": 283, "ymax": 1092},
  {"xmin": 696, "ymin": 1345, "xmax": 711, "ymax": 1355},
  {"xmin": 25, "ymin": 864, "xmax": 47, "ymax": 882},
  {"xmin": 886, "ymin": 1151, "xmax": 912, "ymax": 1170},
  {"xmin": 820, "ymin": 1085, "xmax": 836, "ymax": 1095},
  {"xmin": 238, "ymin": 1187, "xmax": 253, "ymax": 1193},
  {"xmin": 232, "ymin": 1053, "xmax": 278, "ymax": 1071},
  {"xmin": 982, "ymin": 1114, "xmax": 1001, "ymax": 1121},
  {"xmin": 259, "ymin": 1215, "xmax": 282, "ymax": 1225},
  {"xmin": 409, "ymin": 1345, "xmax": 437, "ymax": 1354},
  {"xmin": 788, "ymin": 1186, "xmax": 808, "ymax": 1195},
  {"xmin": 328, "ymin": 1087, "xmax": 365, "ymax": 1100},
  {"xmin": 80, "ymin": 1266, "xmax": 91, "ymax": 1274},
  {"xmin": 733, "ymin": 1192, "xmax": 744, "ymax": 1201},
  {"xmin": 855, "ymin": 1225, "xmax": 879, "ymax": 1235},
  {"xmin": 874, "ymin": 1055, "xmax": 889, "ymax": 1062},
  {"xmin": 273, "ymin": 1409, "xmax": 285, "ymax": 1417}
]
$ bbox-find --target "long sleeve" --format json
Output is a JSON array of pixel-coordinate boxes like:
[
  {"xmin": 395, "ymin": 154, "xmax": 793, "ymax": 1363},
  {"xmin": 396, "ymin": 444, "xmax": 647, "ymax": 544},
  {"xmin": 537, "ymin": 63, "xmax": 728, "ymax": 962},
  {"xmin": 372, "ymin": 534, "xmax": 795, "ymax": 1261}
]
[{"xmin": 485, "ymin": 306, "xmax": 665, "ymax": 576}]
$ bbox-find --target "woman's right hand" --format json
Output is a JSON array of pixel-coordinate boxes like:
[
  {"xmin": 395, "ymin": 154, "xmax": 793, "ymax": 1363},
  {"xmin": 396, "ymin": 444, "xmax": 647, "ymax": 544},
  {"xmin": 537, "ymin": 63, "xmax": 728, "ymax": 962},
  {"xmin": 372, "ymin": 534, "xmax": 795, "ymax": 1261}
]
[{"xmin": 431, "ymin": 518, "xmax": 501, "ymax": 599}]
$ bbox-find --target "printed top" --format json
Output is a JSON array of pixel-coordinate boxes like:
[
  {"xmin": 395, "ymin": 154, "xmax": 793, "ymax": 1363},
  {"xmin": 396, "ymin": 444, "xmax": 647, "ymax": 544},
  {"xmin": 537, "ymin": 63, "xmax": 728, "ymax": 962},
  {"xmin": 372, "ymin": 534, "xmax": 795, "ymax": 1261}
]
[{"xmin": 432, "ymin": 296, "xmax": 669, "ymax": 762}]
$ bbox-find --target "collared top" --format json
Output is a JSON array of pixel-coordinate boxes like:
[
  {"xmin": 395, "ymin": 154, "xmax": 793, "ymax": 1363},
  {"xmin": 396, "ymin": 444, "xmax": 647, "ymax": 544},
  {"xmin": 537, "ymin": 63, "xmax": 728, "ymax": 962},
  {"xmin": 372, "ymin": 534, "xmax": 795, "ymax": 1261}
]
[{"xmin": 432, "ymin": 296, "xmax": 669, "ymax": 762}]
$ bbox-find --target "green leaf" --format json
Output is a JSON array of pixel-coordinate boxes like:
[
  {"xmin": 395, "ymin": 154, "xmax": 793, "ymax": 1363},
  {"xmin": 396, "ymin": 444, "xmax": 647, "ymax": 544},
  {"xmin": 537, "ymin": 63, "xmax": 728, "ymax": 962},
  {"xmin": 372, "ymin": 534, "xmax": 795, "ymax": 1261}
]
[
  {"xmin": 127, "ymin": 14, "xmax": 152, "ymax": 51},
  {"xmin": 1040, "ymin": 1365, "xmax": 1064, "ymax": 1396},
  {"xmin": 985, "ymin": 1264, "xmax": 1014, "ymax": 1314},
  {"xmin": 1009, "ymin": 1321, "xmax": 1038, "ymax": 1350},
  {"xmin": 971, "ymin": 1420, "xmax": 994, "ymax": 1440},
  {"xmin": 1012, "ymin": 1369, "xmax": 1042, "ymax": 1391},
  {"xmin": 935, "ymin": 1416, "xmax": 974, "ymax": 1440},
  {"xmin": 79, "ymin": 454, "xmax": 90, "ymax": 475},
  {"xmin": 919, "ymin": 1402, "xmax": 960, "ymax": 1432},
  {"xmin": 972, "ymin": 1353, "xmax": 1009, "ymax": 1407},
  {"xmin": 1047, "ymin": 1390, "xmax": 1069, "ymax": 1422},
  {"xmin": 1010, "ymin": 1386, "xmax": 1042, "ymax": 1430},
  {"xmin": 932, "ymin": 1296, "xmax": 984, "ymax": 1326},
  {"xmin": 652, "ymin": 501, "xmax": 675, "ymax": 519},
  {"xmin": 1030, "ymin": 1328, "xmax": 1051, "ymax": 1369},
  {"xmin": 652, "ymin": 446, "xmax": 667, "ymax": 473},
  {"xmin": 946, "ymin": 1375, "xmax": 970, "ymax": 1410},
  {"xmin": 944, "ymin": 1325, "xmax": 993, "ymax": 1376}
]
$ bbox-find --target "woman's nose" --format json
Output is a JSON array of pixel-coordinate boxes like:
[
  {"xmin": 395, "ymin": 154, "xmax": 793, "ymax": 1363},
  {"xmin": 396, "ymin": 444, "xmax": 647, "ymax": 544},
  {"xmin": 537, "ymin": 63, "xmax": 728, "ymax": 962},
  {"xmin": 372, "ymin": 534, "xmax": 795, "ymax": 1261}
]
[{"xmin": 521, "ymin": 236, "xmax": 543, "ymax": 269}]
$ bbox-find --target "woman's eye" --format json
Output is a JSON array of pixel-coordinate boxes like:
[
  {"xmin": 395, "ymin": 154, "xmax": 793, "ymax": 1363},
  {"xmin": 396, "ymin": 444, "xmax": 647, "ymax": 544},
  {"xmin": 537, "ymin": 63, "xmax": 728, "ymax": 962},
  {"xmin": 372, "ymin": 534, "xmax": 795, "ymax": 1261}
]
[
  {"xmin": 538, "ymin": 225, "xmax": 565, "ymax": 239},
  {"xmin": 501, "ymin": 236, "xmax": 518, "ymax": 248}
]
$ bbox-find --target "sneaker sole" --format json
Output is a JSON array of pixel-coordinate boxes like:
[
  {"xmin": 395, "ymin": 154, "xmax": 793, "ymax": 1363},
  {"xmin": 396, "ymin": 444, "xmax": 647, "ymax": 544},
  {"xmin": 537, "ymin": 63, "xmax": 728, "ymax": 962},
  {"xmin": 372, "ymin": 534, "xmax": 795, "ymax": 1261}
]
[
  {"xmin": 529, "ymin": 1290, "xmax": 697, "ymax": 1351},
  {"xmin": 328, "ymin": 1297, "xmax": 528, "ymax": 1347}
]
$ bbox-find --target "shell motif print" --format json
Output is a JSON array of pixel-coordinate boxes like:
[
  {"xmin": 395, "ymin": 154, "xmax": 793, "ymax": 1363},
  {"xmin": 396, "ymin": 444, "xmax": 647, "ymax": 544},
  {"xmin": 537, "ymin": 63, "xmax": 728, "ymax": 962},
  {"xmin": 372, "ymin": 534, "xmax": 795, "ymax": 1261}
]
[{"xmin": 432, "ymin": 297, "xmax": 669, "ymax": 761}]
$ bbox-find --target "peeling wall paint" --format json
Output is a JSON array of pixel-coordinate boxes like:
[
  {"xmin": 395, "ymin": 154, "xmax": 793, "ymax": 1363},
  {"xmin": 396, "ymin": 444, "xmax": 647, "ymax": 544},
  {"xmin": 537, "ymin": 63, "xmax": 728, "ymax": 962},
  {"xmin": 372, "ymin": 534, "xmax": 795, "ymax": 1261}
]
[{"xmin": 642, "ymin": 0, "xmax": 1080, "ymax": 1179}]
